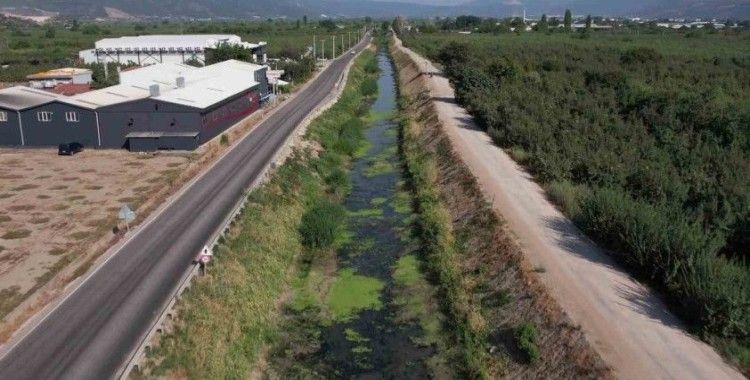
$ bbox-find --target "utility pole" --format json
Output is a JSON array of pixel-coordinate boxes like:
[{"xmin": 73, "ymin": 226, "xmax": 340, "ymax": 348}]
[
  {"xmin": 332, "ymin": 35, "xmax": 335, "ymax": 58},
  {"xmin": 321, "ymin": 39, "xmax": 325, "ymax": 59},
  {"xmin": 348, "ymin": 31, "xmax": 351, "ymax": 49},
  {"xmin": 313, "ymin": 35, "xmax": 316, "ymax": 59}
]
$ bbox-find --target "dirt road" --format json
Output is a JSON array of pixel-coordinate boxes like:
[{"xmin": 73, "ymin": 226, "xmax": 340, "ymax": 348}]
[{"xmin": 393, "ymin": 36, "xmax": 744, "ymax": 380}]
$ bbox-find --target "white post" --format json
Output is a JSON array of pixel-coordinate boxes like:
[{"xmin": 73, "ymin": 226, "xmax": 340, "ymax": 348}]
[
  {"xmin": 17, "ymin": 111, "xmax": 24, "ymax": 146},
  {"xmin": 95, "ymin": 111, "xmax": 102, "ymax": 147}
]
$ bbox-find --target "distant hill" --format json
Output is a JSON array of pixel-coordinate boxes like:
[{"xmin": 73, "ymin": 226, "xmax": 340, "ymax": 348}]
[
  {"xmin": 0, "ymin": 0, "xmax": 447, "ymax": 19},
  {"xmin": 466, "ymin": 0, "xmax": 750, "ymax": 19},
  {"xmin": 0, "ymin": 0, "xmax": 747, "ymax": 19}
]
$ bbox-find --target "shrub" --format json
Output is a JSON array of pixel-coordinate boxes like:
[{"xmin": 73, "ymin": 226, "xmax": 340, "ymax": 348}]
[
  {"xmin": 9, "ymin": 40, "xmax": 30, "ymax": 50},
  {"xmin": 359, "ymin": 78, "xmax": 378, "ymax": 97},
  {"xmin": 324, "ymin": 168, "xmax": 350, "ymax": 197},
  {"xmin": 363, "ymin": 58, "xmax": 379, "ymax": 74},
  {"xmin": 545, "ymin": 180, "xmax": 586, "ymax": 218},
  {"xmin": 620, "ymin": 47, "xmax": 661, "ymax": 64},
  {"xmin": 220, "ymin": 134, "xmax": 229, "ymax": 145},
  {"xmin": 515, "ymin": 322, "xmax": 540, "ymax": 364},
  {"xmin": 335, "ymin": 117, "xmax": 364, "ymax": 156},
  {"xmin": 298, "ymin": 200, "xmax": 346, "ymax": 249}
]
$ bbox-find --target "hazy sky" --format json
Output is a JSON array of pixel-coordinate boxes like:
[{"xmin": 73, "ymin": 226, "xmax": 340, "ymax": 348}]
[{"xmin": 374, "ymin": 0, "xmax": 473, "ymax": 4}]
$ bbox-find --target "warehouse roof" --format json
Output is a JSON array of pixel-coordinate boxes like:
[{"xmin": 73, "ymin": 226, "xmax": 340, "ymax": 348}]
[
  {"xmin": 119, "ymin": 62, "xmax": 196, "ymax": 86},
  {"xmin": 93, "ymin": 35, "xmax": 266, "ymax": 50},
  {"xmin": 153, "ymin": 60, "xmax": 261, "ymax": 108},
  {"xmin": 0, "ymin": 86, "xmax": 62, "ymax": 110},
  {"xmin": 71, "ymin": 84, "xmax": 154, "ymax": 108},
  {"xmin": 70, "ymin": 59, "xmax": 264, "ymax": 110}
]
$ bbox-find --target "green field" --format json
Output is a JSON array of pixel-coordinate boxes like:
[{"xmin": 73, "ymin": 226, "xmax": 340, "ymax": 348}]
[
  {"xmin": 402, "ymin": 28, "xmax": 750, "ymax": 372},
  {"xmin": 0, "ymin": 17, "xmax": 364, "ymax": 83}
]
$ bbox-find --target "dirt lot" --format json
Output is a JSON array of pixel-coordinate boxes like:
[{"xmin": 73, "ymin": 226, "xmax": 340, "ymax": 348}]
[{"xmin": 0, "ymin": 149, "xmax": 194, "ymax": 320}]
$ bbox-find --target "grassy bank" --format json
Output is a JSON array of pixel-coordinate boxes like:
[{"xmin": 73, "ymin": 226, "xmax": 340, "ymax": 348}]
[
  {"xmin": 134, "ymin": 48, "xmax": 377, "ymax": 379},
  {"xmin": 392, "ymin": 38, "xmax": 609, "ymax": 379}
]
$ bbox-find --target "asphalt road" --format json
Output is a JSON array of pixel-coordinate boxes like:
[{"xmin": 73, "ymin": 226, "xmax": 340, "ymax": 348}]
[{"xmin": 0, "ymin": 36, "xmax": 370, "ymax": 380}]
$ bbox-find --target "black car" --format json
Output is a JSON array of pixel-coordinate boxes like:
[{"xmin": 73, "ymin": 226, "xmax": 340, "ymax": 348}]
[{"xmin": 58, "ymin": 142, "xmax": 84, "ymax": 156}]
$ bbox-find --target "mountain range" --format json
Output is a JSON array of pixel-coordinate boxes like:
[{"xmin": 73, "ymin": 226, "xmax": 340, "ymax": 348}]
[{"xmin": 1, "ymin": 0, "xmax": 747, "ymax": 19}]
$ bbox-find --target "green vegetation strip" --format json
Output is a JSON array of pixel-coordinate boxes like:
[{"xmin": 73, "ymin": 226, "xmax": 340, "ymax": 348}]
[
  {"xmin": 398, "ymin": 85, "xmax": 490, "ymax": 379},
  {"xmin": 138, "ymin": 49, "xmax": 377, "ymax": 379}
]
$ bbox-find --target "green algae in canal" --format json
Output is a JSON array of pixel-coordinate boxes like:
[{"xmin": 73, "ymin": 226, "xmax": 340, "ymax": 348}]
[
  {"xmin": 269, "ymin": 49, "xmax": 455, "ymax": 378},
  {"xmin": 328, "ymin": 268, "xmax": 385, "ymax": 322}
]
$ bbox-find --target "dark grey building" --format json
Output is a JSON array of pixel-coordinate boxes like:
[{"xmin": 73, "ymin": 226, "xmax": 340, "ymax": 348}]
[{"xmin": 0, "ymin": 59, "xmax": 268, "ymax": 151}]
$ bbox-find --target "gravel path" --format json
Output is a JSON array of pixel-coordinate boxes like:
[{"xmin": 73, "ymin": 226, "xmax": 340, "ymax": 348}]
[{"xmin": 393, "ymin": 36, "xmax": 744, "ymax": 380}]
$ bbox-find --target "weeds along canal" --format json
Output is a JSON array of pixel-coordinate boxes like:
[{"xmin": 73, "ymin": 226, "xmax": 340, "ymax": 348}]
[{"xmin": 267, "ymin": 49, "xmax": 455, "ymax": 378}]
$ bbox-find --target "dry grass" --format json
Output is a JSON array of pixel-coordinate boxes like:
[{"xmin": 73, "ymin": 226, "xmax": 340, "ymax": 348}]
[
  {"xmin": 11, "ymin": 184, "xmax": 39, "ymax": 191},
  {"xmin": 1, "ymin": 229, "xmax": 31, "ymax": 239},
  {"xmin": 7, "ymin": 205, "xmax": 35, "ymax": 212},
  {"xmin": 28, "ymin": 217, "xmax": 49, "ymax": 224}
]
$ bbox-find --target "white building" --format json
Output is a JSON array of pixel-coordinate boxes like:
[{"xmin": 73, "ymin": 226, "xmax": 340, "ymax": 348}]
[
  {"xmin": 78, "ymin": 34, "xmax": 268, "ymax": 66},
  {"xmin": 26, "ymin": 68, "xmax": 92, "ymax": 89}
]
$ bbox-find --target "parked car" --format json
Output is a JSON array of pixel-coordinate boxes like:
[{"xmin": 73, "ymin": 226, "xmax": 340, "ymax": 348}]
[{"xmin": 58, "ymin": 142, "xmax": 84, "ymax": 156}]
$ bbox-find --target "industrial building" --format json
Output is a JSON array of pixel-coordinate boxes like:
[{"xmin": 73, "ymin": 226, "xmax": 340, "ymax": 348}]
[
  {"xmin": 0, "ymin": 60, "xmax": 269, "ymax": 151},
  {"xmin": 27, "ymin": 68, "xmax": 93, "ymax": 89},
  {"xmin": 78, "ymin": 34, "xmax": 268, "ymax": 66}
]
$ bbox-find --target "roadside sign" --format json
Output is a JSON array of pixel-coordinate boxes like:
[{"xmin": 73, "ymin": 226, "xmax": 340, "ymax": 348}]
[
  {"xmin": 118, "ymin": 205, "xmax": 135, "ymax": 231},
  {"xmin": 198, "ymin": 245, "xmax": 213, "ymax": 272},
  {"xmin": 118, "ymin": 205, "xmax": 135, "ymax": 221}
]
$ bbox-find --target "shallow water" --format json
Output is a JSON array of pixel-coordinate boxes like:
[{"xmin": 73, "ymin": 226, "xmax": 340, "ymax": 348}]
[{"xmin": 318, "ymin": 50, "xmax": 436, "ymax": 378}]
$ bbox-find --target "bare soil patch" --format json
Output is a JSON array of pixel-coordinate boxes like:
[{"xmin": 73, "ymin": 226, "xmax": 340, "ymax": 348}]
[{"xmin": 0, "ymin": 149, "xmax": 192, "ymax": 320}]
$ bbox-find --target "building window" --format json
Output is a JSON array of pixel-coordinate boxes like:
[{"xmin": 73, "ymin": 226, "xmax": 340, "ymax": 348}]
[
  {"xmin": 65, "ymin": 111, "xmax": 79, "ymax": 123},
  {"xmin": 0, "ymin": 111, "xmax": 6, "ymax": 122},
  {"xmin": 37, "ymin": 111, "xmax": 52, "ymax": 122}
]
